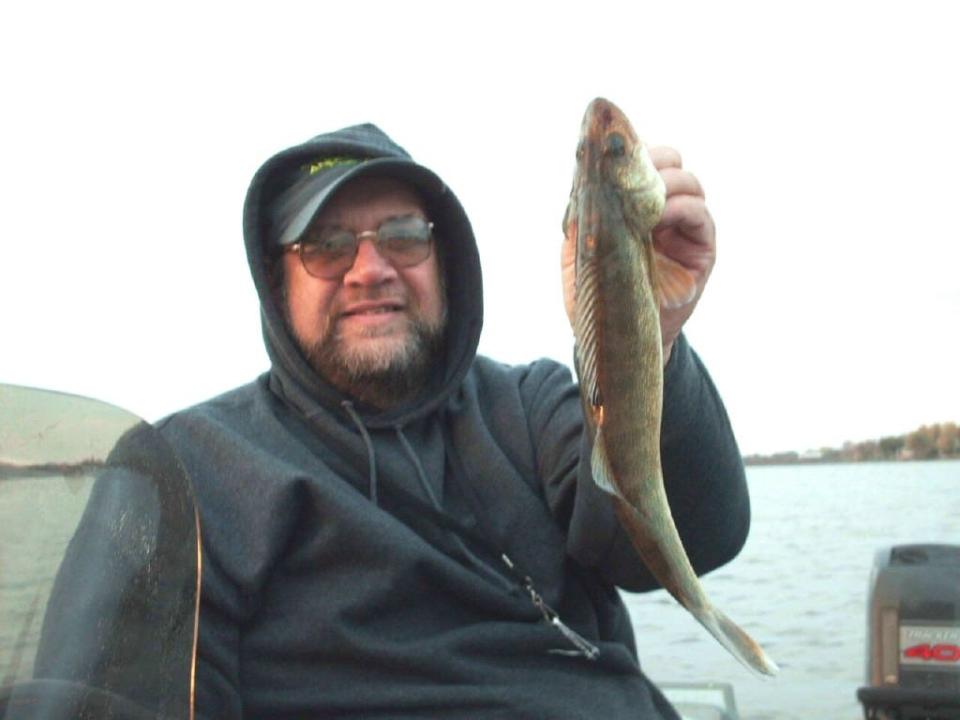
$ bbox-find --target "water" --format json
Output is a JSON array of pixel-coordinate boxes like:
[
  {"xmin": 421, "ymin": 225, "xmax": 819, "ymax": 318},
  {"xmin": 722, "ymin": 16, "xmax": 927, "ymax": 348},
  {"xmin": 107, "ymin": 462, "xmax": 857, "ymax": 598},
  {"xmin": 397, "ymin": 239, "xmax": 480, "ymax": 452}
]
[
  {"xmin": 624, "ymin": 460, "xmax": 960, "ymax": 720},
  {"xmin": 0, "ymin": 475, "xmax": 92, "ymax": 680}
]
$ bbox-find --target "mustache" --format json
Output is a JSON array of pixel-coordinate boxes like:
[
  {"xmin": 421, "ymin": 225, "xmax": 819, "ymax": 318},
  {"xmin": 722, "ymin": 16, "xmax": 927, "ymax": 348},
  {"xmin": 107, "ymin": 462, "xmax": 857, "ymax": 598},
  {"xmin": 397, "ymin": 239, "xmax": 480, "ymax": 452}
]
[{"xmin": 333, "ymin": 287, "xmax": 409, "ymax": 314}]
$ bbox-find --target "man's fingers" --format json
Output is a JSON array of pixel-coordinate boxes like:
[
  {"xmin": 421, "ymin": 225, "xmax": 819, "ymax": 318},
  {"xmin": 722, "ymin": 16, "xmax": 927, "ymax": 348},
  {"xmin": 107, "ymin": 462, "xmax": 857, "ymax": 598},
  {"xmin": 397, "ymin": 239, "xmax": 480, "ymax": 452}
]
[
  {"xmin": 649, "ymin": 145, "xmax": 682, "ymax": 170},
  {"xmin": 658, "ymin": 194, "xmax": 710, "ymax": 232},
  {"xmin": 660, "ymin": 167, "xmax": 704, "ymax": 199}
]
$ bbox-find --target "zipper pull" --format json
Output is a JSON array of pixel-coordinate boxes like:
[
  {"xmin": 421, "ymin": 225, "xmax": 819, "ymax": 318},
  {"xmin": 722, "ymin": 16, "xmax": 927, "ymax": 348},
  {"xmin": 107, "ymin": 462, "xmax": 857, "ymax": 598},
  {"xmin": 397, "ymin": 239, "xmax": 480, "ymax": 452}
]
[
  {"xmin": 550, "ymin": 616, "xmax": 601, "ymax": 661},
  {"xmin": 501, "ymin": 554, "xmax": 600, "ymax": 661}
]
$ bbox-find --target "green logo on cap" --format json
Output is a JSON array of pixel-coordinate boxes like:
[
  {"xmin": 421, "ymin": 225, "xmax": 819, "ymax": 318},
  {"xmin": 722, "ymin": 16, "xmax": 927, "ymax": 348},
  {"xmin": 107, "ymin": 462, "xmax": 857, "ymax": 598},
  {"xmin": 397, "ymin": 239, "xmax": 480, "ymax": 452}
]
[{"xmin": 305, "ymin": 157, "xmax": 363, "ymax": 175}]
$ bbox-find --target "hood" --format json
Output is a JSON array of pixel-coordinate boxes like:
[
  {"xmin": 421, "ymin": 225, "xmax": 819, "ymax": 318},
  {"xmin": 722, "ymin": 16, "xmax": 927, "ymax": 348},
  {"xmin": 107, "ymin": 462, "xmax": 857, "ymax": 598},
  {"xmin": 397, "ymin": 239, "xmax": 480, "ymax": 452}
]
[{"xmin": 241, "ymin": 123, "xmax": 483, "ymax": 429}]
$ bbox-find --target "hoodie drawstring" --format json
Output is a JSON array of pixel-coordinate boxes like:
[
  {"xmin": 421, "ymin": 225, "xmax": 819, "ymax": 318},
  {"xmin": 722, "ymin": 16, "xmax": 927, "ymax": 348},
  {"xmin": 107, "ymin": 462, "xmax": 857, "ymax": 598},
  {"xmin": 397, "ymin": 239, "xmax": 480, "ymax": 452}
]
[
  {"xmin": 340, "ymin": 400, "xmax": 379, "ymax": 506},
  {"xmin": 395, "ymin": 423, "xmax": 519, "ymax": 592},
  {"xmin": 335, "ymin": 404, "xmax": 517, "ymax": 594},
  {"xmin": 394, "ymin": 426, "xmax": 442, "ymax": 511}
]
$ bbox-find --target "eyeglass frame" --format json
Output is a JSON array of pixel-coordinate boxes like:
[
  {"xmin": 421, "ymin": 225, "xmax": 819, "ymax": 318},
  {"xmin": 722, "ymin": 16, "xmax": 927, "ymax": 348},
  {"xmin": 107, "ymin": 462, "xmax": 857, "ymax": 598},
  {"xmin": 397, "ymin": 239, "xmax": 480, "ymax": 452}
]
[{"xmin": 283, "ymin": 215, "xmax": 436, "ymax": 280}]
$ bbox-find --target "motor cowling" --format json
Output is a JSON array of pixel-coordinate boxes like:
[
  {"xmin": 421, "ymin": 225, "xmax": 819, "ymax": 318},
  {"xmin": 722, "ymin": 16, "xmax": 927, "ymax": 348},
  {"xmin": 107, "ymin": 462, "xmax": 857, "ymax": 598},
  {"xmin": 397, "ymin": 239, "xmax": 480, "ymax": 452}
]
[{"xmin": 858, "ymin": 544, "xmax": 960, "ymax": 720}]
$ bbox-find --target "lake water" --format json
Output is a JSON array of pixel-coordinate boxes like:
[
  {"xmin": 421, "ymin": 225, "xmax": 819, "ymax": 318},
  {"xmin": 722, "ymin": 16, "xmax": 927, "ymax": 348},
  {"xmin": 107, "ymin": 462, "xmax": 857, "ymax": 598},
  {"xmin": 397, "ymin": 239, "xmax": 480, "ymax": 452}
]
[{"xmin": 623, "ymin": 460, "xmax": 960, "ymax": 720}]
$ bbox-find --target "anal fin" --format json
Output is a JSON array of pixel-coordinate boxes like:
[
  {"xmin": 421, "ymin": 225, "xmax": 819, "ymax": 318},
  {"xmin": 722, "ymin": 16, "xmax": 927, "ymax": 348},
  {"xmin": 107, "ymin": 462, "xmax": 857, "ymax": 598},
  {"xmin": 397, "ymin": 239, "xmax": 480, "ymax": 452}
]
[{"xmin": 590, "ymin": 425, "xmax": 622, "ymax": 498}]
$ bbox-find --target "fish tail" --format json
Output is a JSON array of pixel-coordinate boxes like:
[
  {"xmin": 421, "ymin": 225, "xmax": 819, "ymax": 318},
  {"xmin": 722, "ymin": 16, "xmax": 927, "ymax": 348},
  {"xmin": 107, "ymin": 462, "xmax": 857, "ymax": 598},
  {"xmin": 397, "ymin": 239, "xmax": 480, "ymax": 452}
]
[{"xmin": 691, "ymin": 604, "xmax": 780, "ymax": 677}]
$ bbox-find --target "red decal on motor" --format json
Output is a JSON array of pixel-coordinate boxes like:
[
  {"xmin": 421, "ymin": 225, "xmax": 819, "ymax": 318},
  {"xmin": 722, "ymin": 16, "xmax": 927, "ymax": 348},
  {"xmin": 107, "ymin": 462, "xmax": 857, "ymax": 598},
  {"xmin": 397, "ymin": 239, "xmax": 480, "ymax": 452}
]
[{"xmin": 903, "ymin": 643, "xmax": 960, "ymax": 662}]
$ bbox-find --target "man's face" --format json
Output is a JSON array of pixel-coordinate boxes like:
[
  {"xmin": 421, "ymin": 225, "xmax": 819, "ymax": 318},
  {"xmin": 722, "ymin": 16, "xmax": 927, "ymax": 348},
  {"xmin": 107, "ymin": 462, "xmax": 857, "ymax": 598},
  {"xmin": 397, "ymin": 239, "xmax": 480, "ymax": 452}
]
[{"xmin": 282, "ymin": 176, "xmax": 447, "ymax": 407}]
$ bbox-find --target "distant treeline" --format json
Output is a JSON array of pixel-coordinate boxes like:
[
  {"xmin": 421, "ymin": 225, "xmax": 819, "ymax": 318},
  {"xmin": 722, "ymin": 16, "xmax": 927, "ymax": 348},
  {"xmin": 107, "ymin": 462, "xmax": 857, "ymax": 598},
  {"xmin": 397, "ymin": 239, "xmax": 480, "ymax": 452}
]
[{"xmin": 744, "ymin": 422, "xmax": 960, "ymax": 466}]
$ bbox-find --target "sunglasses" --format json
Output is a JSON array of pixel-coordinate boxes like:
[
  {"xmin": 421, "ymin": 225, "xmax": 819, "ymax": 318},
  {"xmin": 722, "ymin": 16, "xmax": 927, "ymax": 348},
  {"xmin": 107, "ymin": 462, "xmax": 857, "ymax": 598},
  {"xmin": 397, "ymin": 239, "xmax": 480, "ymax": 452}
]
[{"xmin": 287, "ymin": 215, "xmax": 435, "ymax": 279}]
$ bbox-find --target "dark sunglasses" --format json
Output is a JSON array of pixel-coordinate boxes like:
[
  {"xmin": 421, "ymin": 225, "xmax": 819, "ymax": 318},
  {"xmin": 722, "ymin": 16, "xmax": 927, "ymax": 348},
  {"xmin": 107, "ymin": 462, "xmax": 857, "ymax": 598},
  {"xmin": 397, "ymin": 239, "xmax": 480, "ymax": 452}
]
[{"xmin": 286, "ymin": 215, "xmax": 434, "ymax": 280}]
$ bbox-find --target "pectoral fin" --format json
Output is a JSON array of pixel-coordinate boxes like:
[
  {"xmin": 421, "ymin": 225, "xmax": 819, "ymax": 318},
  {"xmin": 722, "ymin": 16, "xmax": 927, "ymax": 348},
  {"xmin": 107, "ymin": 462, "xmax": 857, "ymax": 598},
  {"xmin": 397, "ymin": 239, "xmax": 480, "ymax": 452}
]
[{"xmin": 653, "ymin": 250, "xmax": 698, "ymax": 309}]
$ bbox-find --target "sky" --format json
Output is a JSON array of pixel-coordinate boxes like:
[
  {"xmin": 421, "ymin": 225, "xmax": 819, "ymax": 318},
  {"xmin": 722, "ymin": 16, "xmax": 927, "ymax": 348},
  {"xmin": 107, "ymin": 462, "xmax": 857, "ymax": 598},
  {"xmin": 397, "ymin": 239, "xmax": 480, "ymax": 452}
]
[{"xmin": 1, "ymin": 1, "xmax": 957, "ymax": 456}]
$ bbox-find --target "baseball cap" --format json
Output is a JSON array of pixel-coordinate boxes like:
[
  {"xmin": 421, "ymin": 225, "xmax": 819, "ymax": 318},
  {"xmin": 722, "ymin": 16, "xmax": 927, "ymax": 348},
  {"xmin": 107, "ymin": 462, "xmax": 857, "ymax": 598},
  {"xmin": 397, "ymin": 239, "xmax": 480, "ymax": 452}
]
[{"xmin": 270, "ymin": 156, "xmax": 449, "ymax": 248}]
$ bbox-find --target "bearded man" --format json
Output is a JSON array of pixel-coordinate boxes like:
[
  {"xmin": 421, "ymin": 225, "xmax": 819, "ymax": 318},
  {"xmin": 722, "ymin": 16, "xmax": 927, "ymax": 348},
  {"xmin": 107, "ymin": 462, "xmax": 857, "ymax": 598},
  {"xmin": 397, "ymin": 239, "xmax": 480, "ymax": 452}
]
[{"xmin": 158, "ymin": 123, "xmax": 749, "ymax": 719}]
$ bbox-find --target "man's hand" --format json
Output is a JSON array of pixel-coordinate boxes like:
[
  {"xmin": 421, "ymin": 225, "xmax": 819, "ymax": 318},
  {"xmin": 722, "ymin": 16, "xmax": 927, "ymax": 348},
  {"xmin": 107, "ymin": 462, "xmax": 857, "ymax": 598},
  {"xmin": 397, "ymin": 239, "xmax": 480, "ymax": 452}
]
[
  {"xmin": 560, "ymin": 146, "xmax": 716, "ymax": 365},
  {"xmin": 650, "ymin": 146, "xmax": 716, "ymax": 364}
]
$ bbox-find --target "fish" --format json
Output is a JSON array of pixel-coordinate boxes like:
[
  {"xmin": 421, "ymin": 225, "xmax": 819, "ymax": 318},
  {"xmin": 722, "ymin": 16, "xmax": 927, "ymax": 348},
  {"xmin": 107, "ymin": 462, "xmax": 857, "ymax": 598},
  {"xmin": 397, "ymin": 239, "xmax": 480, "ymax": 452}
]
[{"xmin": 562, "ymin": 97, "xmax": 778, "ymax": 677}]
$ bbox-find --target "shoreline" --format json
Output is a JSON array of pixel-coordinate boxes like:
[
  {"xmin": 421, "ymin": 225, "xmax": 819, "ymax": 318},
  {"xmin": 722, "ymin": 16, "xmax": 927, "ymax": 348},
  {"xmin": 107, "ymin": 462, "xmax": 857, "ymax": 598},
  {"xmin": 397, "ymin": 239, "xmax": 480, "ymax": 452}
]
[{"xmin": 744, "ymin": 456, "xmax": 960, "ymax": 467}]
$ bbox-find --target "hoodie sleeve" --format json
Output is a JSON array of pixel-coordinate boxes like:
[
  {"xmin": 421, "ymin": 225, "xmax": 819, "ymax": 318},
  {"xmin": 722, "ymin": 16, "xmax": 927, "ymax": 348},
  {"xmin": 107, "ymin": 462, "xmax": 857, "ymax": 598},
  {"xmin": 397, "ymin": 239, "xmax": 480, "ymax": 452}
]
[
  {"xmin": 154, "ymin": 414, "xmax": 247, "ymax": 720},
  {"xmin": 527, "ymin": 334, "xmax": 750, "ymax": 592}
]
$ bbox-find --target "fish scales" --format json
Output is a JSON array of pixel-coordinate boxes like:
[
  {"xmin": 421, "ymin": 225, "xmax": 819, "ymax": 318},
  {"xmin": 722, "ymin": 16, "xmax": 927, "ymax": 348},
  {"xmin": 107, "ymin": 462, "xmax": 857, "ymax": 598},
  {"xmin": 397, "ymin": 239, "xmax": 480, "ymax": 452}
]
[{"xmin": 563, "ymin": 97, "xmax": 778, "ymax": 677}]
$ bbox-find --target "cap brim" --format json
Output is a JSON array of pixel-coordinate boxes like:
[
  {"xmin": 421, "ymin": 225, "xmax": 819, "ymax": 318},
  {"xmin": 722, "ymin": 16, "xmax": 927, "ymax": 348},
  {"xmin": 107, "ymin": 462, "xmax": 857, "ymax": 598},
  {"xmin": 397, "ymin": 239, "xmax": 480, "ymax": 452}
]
[{"xmin": 274, "ymin": 158, "xmax": 447, "ymax": 247}]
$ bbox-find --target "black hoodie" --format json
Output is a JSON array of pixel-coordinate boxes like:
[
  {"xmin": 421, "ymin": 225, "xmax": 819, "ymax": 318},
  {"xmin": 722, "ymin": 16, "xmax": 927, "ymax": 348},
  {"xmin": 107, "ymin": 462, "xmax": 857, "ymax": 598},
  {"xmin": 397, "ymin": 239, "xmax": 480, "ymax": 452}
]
[{"xmin": 157, "ymin": 124, "xmax": 750, "ymax": 719}]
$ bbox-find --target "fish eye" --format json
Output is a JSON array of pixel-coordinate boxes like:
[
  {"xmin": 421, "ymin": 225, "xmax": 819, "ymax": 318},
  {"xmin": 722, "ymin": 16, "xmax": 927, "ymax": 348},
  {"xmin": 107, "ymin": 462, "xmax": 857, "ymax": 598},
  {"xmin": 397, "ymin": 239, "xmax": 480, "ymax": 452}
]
[{"xmin": 605, "ymin": 133, "xmax": 626, "ymax": 158}]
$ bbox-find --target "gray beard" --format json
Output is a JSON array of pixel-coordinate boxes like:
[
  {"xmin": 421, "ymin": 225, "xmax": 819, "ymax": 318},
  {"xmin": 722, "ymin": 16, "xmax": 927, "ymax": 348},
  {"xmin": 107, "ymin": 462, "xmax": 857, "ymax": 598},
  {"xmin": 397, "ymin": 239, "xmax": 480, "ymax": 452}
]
[
  {"xmin": 310, "ymin": 317, "xmax": 445, "ymax": 409},
  {"xmin": 286, "ymin": 300, "xmax": 447, "ymax": 410}
]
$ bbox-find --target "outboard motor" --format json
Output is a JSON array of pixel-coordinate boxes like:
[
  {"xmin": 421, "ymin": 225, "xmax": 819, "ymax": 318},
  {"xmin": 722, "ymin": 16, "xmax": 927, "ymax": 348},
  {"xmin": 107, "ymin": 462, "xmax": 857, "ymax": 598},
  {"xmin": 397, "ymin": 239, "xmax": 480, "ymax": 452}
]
[{"xmin": 858, "ymin": 544, "xmax": 960, "ymax": 720}]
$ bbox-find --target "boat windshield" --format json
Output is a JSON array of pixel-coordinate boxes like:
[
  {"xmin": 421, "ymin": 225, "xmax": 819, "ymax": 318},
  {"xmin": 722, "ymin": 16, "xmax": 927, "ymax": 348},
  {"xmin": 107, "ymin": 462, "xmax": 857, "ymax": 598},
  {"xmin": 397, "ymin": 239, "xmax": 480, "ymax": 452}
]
[{"xmin": 0, "ymin": 384, "xmax": 199, "ymax": 720}]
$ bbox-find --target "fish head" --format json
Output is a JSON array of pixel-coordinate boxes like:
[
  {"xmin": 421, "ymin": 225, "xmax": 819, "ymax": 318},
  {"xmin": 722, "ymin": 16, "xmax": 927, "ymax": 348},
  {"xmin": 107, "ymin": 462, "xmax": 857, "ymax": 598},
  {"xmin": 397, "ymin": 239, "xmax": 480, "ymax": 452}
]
[
  {"xmin": 581, "ymin": 97, "xmax": 641, "ymax": 187},
  {"xmin": 563, "ymin": 98, "xmax": 665, "ymax": 261},
  {"xmin": 587, "ymin": 98, "xmax": 666, "ymax": 226}
]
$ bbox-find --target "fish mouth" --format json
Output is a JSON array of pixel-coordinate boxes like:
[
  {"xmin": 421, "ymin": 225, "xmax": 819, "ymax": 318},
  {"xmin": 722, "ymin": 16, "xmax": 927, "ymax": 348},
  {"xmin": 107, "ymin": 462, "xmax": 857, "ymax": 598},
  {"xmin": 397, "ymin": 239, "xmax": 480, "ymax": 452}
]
[
  {"xmin": 593, "ymin": 99, "xmax": 616, "ymax": 127},
  {"xmin": 584, "ymin": 97, "xmax": 636, "ymax": 146}
]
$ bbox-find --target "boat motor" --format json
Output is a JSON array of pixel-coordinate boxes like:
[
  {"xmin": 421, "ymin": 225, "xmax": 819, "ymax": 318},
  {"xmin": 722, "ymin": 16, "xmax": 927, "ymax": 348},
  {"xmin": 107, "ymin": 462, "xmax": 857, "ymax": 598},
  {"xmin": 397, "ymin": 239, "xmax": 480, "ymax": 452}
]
[{"xmin": 858, "ymin": 544, "xmax": 960, "ymax": 720}]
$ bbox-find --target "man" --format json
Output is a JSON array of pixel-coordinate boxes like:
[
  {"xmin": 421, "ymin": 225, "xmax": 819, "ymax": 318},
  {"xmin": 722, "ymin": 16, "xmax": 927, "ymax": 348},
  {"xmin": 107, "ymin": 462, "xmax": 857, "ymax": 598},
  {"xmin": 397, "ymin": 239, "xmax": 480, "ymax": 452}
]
[{"xmin": 157, "ymin": 123, "xmax": 749, "ymax": 719}]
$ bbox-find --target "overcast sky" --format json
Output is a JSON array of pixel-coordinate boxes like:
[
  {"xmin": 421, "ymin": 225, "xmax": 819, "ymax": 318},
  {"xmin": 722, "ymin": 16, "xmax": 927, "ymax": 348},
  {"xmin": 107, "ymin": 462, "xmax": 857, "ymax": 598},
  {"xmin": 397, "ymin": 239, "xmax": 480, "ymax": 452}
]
[{"xmin": 2, "ymin": 1, "xmax": 957, "ymax": 455}]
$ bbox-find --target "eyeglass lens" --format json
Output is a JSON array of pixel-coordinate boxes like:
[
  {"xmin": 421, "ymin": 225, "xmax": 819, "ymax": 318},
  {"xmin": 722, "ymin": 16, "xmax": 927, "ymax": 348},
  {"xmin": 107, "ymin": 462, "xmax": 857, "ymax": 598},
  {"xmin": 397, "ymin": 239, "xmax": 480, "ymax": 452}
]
[{"xmin": 299, "ymin": 215, "xmax": 433, "ymax": 279}]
